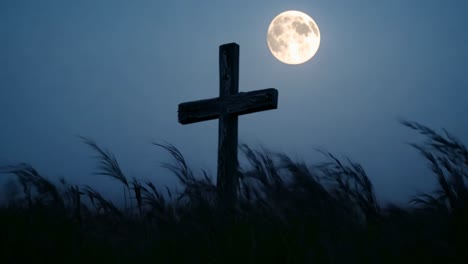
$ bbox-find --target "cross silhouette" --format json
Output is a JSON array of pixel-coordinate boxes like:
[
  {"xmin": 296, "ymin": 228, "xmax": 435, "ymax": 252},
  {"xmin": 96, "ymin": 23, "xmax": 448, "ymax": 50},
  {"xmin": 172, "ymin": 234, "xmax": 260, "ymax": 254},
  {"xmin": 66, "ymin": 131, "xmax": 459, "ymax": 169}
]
[{"xmin": 178, "ymin": 43, "xmax": 278, "ymax": 205}]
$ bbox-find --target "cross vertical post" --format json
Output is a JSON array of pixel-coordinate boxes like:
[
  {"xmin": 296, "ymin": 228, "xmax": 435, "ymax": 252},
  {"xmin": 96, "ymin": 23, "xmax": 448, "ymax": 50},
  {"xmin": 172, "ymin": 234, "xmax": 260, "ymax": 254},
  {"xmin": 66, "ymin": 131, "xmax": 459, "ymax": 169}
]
[{"xmin": 218, "ymin": 43, "xmax": 239, "ymax": 206}]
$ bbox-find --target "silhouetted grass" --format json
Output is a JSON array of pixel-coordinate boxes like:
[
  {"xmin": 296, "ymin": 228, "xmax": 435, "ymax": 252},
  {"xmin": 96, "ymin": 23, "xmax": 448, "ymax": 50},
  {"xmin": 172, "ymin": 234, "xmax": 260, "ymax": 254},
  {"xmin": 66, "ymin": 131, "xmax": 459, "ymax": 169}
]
[{"xmin": 0, "ymin": 120, "xmax": 466, "ymax": 263}]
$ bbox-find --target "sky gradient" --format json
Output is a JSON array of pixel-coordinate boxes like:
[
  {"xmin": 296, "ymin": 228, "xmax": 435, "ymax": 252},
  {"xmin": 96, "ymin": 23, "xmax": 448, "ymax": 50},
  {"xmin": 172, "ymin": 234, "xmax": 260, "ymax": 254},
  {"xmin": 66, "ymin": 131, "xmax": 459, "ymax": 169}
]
[{"xmin": 1, "ymin": 0, "xmax": 467, "ymax": 204}]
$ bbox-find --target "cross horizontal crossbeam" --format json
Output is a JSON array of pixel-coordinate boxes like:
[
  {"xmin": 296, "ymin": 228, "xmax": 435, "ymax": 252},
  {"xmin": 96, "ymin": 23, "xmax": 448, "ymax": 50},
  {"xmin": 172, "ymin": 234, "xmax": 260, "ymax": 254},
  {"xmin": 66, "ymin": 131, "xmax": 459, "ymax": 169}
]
[{"xmin": 178, "ymin": 88, "xmax": 278, "ymax": 125}]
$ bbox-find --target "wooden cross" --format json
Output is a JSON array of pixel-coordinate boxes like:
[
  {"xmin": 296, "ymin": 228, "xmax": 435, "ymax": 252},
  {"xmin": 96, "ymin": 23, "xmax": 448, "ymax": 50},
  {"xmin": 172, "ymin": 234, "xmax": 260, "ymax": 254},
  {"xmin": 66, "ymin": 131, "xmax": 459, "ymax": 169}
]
[{"xmin": 178, "ymin": 43, "xmax": 278, "ymax": 206}]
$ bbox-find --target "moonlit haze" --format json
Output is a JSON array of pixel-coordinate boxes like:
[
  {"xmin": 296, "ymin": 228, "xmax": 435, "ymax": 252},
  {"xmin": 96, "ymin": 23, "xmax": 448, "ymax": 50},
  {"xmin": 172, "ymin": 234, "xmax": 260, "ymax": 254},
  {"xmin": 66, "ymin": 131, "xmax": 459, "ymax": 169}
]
[{"xmin": 0, "ymin": 0, "xmax": 467, "ymax": 206}]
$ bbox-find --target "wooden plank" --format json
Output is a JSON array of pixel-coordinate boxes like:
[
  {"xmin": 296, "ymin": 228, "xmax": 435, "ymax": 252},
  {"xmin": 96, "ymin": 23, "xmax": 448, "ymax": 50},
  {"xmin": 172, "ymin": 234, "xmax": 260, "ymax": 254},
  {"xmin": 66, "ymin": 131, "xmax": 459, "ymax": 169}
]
[
  {"xmin": 177, "ymin": 88, "xmax": 278, "ymax": 125},
  {"xmin": 178, "ymin": 97, "xmax": 220, "ymax": 125},
  {"xmin": 217, "ymin": 43, "xmax": 239, "ymax": 207},
  {"xmin": 225, "ymin": 88, "xmax": 278, "ymax": 116}
]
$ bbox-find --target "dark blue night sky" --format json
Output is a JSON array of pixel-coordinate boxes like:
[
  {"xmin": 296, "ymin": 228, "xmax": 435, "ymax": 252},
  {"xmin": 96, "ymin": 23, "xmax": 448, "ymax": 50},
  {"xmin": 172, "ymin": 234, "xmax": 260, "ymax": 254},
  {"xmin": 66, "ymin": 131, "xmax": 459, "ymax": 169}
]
[{"xmin": 1, "ymin": 0, "xmax": 467, "ymax": 204}]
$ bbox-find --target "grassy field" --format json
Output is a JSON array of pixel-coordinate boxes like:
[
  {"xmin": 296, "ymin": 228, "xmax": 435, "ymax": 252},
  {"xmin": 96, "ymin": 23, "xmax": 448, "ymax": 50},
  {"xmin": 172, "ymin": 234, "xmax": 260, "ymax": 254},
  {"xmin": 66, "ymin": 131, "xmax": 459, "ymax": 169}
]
[{"xmin": 1, "ymin": 120, "xmax": 467, "ymax": 263}]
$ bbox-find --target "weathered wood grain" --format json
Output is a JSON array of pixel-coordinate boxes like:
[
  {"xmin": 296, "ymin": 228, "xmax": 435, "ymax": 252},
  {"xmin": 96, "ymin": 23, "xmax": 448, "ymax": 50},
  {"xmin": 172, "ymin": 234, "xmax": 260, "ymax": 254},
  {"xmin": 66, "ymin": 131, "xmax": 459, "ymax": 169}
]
[
  {"xmin": 217, "ymin": 43, "xmax": 239, "ymax": 206},
  {"xmin": 178, "ymin": 88, "xmax": 278, "ymax": 125}
]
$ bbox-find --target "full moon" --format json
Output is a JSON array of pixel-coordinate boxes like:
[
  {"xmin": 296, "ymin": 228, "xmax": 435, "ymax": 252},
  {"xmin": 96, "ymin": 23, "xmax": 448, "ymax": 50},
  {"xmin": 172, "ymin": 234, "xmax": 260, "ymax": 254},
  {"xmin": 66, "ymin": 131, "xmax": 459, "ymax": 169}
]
[{"xmin": 267, "ymin": 10, "xmax": 321, "ymax": 65}]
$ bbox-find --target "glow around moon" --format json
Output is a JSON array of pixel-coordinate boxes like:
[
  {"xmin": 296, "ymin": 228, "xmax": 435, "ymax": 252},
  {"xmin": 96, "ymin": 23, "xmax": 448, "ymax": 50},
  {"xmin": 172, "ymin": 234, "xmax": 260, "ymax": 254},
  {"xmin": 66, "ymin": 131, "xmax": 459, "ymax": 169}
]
[{"xmin": 267, "ymin": 10, "xmax": 321, "ymax": 65}]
